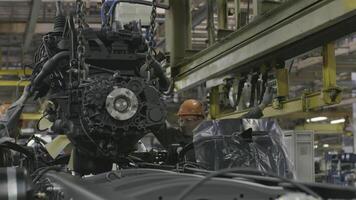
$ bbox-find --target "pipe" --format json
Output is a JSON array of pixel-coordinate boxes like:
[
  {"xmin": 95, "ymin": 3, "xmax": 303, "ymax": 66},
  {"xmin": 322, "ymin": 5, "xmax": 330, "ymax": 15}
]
[
  {"xmin": 54, "ymin": 1, "xmax": 66, "ymax": 32},
  {"xmin": 32, "ymin": 51, "xmax": 70, "ymax": 90},
  {"xmin": 150, "ymin": 59, "xmax": 172, "ymax": 94}
]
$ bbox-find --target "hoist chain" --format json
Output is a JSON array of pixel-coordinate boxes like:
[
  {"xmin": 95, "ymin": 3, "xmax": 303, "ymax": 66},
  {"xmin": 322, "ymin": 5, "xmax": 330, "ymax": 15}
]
[
  {"xmin": 73, "ymin": 0, "xmax": 87, "ymax": 82},
  {"xmin": 145, "ymin": 0, "xmax": 158, "ymax": 81}
]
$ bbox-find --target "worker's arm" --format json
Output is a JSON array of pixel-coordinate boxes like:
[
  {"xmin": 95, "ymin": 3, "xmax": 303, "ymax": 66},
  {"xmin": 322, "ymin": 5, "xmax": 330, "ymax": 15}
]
[
  {"xmin": 241, "ymin": 106, "xmax": 263, "ymax": 119},
  {"xmin": 152, "ymin": 121, "xmax": 180, "ymax": 149},
  {"xmin": 0, "ymin": 86, "xmax": 31, "ymax": 138},
  {"xmin": 241, "ymin": 87, "xmax": 273, "ymax": 119}
]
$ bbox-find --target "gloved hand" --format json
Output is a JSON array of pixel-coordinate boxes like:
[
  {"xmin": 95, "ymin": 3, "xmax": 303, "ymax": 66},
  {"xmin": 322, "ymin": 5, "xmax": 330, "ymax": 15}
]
[{"xmin": 258, "ymin": 86, "xmax": 274, "ymax": 110}]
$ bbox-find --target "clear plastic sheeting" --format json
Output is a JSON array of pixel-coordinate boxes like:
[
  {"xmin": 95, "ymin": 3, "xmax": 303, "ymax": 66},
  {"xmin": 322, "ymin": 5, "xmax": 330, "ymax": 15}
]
[{"xmin": 193, "ymin": 118, "xmax": 295, "ymax": 178}]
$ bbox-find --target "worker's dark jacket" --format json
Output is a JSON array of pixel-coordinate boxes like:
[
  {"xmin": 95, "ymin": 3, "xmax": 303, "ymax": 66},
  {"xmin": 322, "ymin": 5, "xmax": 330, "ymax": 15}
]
[
  {"xmin": 153, "ymin": 106, "xmax": 263, "ymax": 149},
  {"xmin": 153, "ymin": 122, "xmax": 194, "ymax": 163},
  {"xmin": 153, "ymin": 122, "xmax": 192, "ymax": 150}
]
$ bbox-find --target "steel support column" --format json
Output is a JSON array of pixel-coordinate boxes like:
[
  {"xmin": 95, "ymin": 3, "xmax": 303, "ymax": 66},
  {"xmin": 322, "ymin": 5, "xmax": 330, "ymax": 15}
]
[
  {"xmin": 157, "ymin": 3, "xmax": 207, "ymax": 49},
  {"xmin": 166, "ymin": 0, "xmax": 190, "ymax": 68},
  {"xmin": 185, "ymin": 0, "xmax": 192, "ymax": 50},
  {"xmin": 217, "ymin": 0, "xmax": 228, "ymax": 29},
  {"xmin": 253, "ymin": 0, "xmax": 260, "ymax": 18},
  {"xmin": 23, "ymin": 0, "xmax": 42, "ymax": 54},
  {"xmin": 234, "ymin": 0, "xmax": 240, "ymax": 29},
  {"xmin": 207, "ymin": 0, "xmax": 215, "ymax": 46}
]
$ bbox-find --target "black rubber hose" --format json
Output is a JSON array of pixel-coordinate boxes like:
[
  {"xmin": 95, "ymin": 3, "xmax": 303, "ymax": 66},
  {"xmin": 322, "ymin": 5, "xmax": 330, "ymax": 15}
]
[
  {"xmin": 249, "ymin": 73, "xmax": 259, "ymax": 108},
  {"xmin": 0, "ymin": 142, "xmax": 34, "ymax": 160},
  {"xmin": 32, "ymin": 51, "xmax": 70, "ymax": 90},
  {"xmin": 150, "ymin": 59, "xmax": 171, "ymax": 93},
  {"xmin": 236, "ymin": 77, "xmax": 246, "ymax": 106}
]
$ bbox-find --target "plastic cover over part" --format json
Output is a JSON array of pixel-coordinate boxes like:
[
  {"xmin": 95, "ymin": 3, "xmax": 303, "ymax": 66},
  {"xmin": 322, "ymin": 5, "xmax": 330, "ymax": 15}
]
[{"xmin": 193, "ymin": 118, "xmax": 295, "ymax": 178}]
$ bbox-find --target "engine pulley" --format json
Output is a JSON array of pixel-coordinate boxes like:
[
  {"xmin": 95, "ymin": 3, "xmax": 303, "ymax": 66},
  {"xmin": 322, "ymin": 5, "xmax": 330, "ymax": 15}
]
[{"xmin": 106, "ymin": 87, "xmax": 139, "ymax": 121}]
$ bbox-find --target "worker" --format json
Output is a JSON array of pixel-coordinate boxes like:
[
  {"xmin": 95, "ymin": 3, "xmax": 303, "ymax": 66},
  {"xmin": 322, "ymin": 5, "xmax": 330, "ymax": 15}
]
[
  {"xmin": 153, "ymin": 86, "xmax": 273, "ymax": 156},
  {"xmin": 153, "ymin": 99, "xmax": 205, "ymax": 150},
  {"xmin": 151, "ymin": 99, "xmax": 205, "ymax": 163}
]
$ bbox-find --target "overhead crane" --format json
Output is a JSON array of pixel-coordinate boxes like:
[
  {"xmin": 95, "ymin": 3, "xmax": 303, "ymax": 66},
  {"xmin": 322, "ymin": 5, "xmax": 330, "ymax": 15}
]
[{"xmin": 172, "ymin": 0, "xmax": 356, "ymax": 119}]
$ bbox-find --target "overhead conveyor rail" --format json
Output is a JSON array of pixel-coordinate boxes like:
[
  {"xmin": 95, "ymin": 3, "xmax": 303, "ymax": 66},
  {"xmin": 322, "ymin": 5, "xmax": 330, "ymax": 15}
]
[
  {"xmin": 174, "ymin": 0, "xmax": 356, "ymax": 91},
  {"xmin": 172, "ymin": 0, "xmax": 356, "ymax": 119}
]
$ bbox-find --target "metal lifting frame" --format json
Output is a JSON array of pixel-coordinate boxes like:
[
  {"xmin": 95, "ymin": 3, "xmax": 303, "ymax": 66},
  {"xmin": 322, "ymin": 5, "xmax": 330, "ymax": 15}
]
[
  {"xmin": 212, "ymin": 42, "xmax": 342, "ymax": 119},
  {"xmin": 185, "ymin": 0, "xmax": 356, "ymax": 119}
]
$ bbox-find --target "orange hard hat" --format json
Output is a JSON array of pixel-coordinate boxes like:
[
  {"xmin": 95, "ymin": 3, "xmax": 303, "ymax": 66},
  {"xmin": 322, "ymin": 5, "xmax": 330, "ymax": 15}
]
[{"xmin": 177, "ymin": 99, "xmax": 204, "ymax": 117}]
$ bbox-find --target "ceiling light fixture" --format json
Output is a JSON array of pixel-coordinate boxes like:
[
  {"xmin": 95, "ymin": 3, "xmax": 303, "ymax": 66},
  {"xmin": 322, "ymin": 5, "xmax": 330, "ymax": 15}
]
[
  {"xmin": 330, "ymin": 118, "xmax": 345, "ymax": 124},
  {"xmin": 310, "ymin": 116, "xmax": 327, "ymax": 122}
]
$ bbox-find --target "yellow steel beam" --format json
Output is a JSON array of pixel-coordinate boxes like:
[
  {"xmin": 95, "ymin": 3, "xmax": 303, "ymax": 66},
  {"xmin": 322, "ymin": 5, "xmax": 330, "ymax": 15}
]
[
  {"xmin": 272, "ymin": 67, "xmax": 290, "ymax": 109},
  {"xmin": 218, "ymin": 91, "xmax": 353, "ymax": 119},
  {"xmin": 219, "ymin": 92, "xmax": 328, "ymax": 119},
  {"xmin": 20, "ymin": 113, "xmax": 42, "ymax": 120},
  {"xmin": 0, "ymin": 69, "xmax": 33, "ymax": 76},
  {"xmin": 209, "ymin": 86, "xmax": 220, "ymax": 119},
  {"xmin": 322, "ymin": 42, "xmax": 342, "ymax": 104},
  {"xmin": 295, "ymin": 123, "xmax": 344, "ymax": 134},
  {"xmin": 322, "ymin": 43, "xmax": 337, "ymax": 88},
  {"xmin": 276, "ymin": 68, "xmax": 289, "ymax": 98},
  {"xmin": 0, "ymin": 80, "xmax": 30, "ymax": 87}
]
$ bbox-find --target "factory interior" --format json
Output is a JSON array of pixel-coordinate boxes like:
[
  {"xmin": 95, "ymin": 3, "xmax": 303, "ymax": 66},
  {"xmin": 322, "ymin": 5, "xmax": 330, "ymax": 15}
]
[{"xmin": 1, "ymin": 0, "xmax": 356, "ymax": 199}]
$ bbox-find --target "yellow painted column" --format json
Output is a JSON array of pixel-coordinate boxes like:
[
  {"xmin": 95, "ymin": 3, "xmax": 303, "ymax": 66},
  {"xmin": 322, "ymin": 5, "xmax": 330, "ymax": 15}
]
[
  {"xmin": 209, "ymin": 86, "xmax": 220, "ymax": 119},
  {"xmin": 322, "ymin": 42, "xmax": 342, "ymax": 104}
]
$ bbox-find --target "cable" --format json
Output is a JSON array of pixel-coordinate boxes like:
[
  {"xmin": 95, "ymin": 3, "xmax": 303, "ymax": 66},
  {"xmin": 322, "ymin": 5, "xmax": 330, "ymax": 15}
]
[
  {"xmin": 79, "ymin": 116, "xmax": 106, "ymax": 156},
  {"xmin": 178, "ymin": 161, "xmax": 207, "ymax": 171},
  {"xmin": 0, "ymin": 141, "xmax": 34, "ymax": 159},
  {"xmin": 31, "ymin": 165, "xmax": 51, "ymax": 178},
  {"xmin": 36, "ymin": 114, "xmax": 50, "ymax": 132},
  {"xmin": 25, "ymin": 135, "xmax": 47, "ymax": 148},
  {"xmin": 32, "ymin": 165, "xmax": 62, "ymax": 183},
  {"xmin": 176, "ymin": 167, "xmax": 321, "ymax": 200},
  {"xmin": 88, "ymin": 65, "xmax": 116, "ymax": 73}
]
